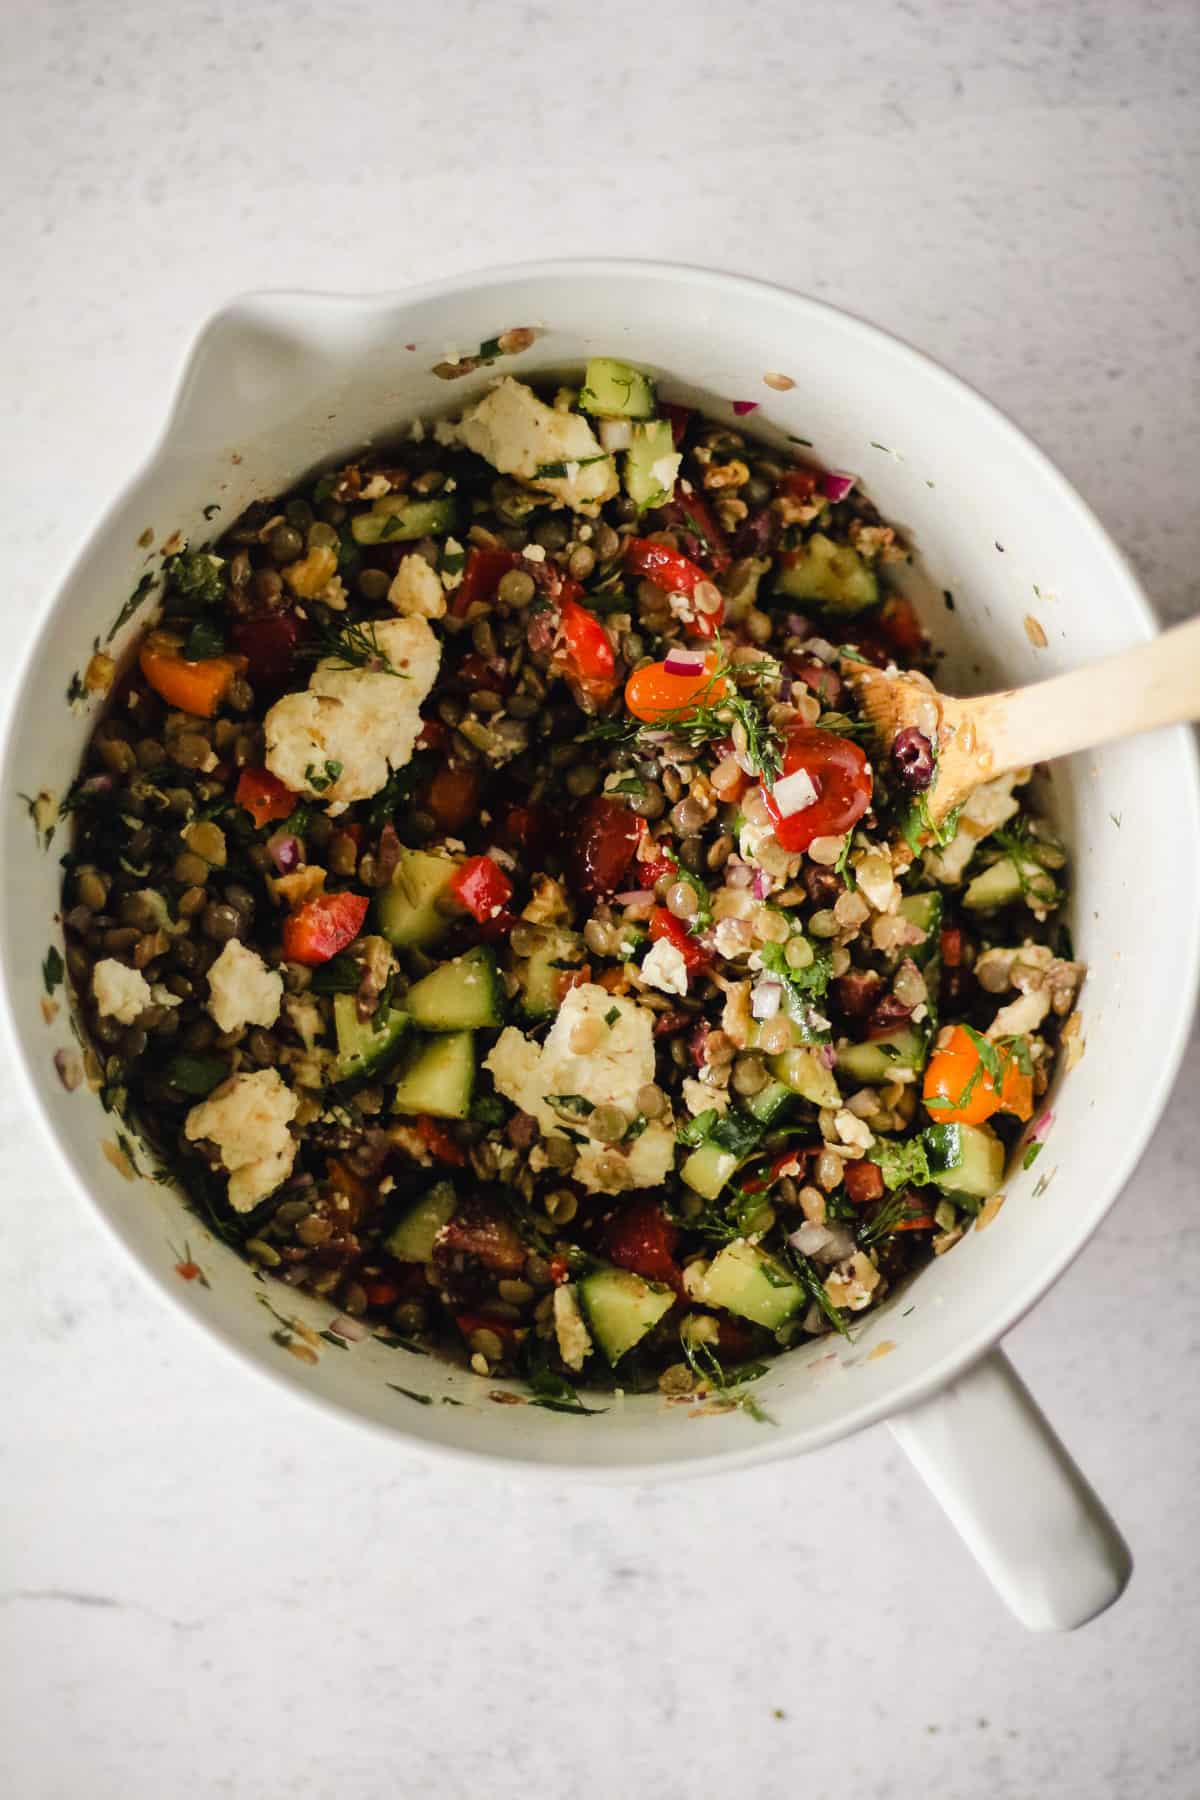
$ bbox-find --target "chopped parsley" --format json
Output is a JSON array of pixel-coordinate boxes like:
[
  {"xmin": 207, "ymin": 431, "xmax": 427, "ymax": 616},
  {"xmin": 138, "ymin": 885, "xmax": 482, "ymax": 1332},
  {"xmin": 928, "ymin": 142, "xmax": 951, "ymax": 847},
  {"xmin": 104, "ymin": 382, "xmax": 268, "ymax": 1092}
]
[
  {"xmin": 41, "ymin": 945, "xmax": 64, "ymax": 995},
  {"xmin": 1023, "ymin": 1141, "xmax": 1044, "ymax": 1170},
  {"xmin": 603, "ymin": 1005, "xmax": 620, "ymax": 1028},
  {"xmin": 106, "ymin": 571, "xmax": 156, "ymax": 641},
  {"xmin": 547, "ymin": 1093, "xmax": 594, "ymax": 1118},
  {"xmin": 163, "ymin": 547, "xmax": 226, "ymax": 609},
  {"xmin": 869, "ymin": 1136, "xmax": 932, "ymax": 1190},
  {"xmin": 304, "ymin": 759, "xmax": 343, "ymax": 793}
]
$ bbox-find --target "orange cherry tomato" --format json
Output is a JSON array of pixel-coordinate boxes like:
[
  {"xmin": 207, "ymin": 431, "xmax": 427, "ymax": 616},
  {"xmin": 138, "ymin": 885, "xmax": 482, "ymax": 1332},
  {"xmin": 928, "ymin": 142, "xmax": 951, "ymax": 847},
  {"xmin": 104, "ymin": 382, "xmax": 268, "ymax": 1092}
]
[
  {"xmin": 763, "ymin": 726, "xmax": 873, "ymax": 853},
  {"xmin": 139, "ymin": 643, "xmax": 239, "ymax": 717},
  {"xmin": 922, "ymin": 1024, "xmax": 1034, "ymax": 1125},
  {"xmin": 624, "ymin": 654, "xmax": 729, "ymax": 723}
]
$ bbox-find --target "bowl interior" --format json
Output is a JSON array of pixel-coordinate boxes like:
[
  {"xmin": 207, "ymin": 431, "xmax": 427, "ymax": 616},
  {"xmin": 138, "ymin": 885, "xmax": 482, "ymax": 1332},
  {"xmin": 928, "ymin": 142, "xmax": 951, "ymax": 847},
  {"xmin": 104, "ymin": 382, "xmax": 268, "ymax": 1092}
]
[{"xmin": 4, "ymin": 263, "xmax": 1196, "ymax": 1474}]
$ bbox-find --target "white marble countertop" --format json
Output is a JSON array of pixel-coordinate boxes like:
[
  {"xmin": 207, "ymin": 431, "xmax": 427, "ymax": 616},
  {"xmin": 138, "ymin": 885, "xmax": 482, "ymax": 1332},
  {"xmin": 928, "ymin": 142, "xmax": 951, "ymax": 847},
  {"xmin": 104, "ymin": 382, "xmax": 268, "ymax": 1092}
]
[{"xmin": 2, "ymin": 3, "xmax": 1198, "ymax": 1795}]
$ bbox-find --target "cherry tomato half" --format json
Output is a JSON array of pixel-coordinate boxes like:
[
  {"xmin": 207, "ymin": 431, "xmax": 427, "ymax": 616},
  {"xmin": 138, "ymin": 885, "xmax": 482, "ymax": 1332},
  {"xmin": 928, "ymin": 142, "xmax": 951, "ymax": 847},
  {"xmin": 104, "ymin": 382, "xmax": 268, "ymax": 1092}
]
[
  {"xmin": 763, "ymin": 726, "xmax": 873, "ymax": 853},
  {"xmin": 922, "ymin": 1024, "xmax": 1034, "ymax": 1126}
]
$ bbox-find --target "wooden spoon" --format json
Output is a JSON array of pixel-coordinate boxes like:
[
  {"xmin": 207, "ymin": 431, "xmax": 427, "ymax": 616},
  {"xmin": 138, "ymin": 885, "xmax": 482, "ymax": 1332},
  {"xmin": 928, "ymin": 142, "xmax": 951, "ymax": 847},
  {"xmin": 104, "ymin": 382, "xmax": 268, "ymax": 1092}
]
[{"xmin": 844, "ymin": 615, "xmax": 1200, "ymax": 823}]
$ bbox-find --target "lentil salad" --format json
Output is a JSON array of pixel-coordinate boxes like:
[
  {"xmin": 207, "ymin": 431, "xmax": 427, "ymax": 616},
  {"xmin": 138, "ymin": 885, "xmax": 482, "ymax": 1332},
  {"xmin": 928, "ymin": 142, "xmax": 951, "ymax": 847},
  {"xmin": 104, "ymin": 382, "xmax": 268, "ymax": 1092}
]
[{"xmin": 59, "ymin": 357, "xmax": 1083, "ymax": 1401}]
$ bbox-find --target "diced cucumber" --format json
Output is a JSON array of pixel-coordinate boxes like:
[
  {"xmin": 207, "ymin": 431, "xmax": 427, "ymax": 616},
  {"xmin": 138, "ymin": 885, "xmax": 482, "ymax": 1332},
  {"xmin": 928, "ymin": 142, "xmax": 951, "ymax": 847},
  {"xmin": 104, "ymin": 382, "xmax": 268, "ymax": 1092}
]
[
  {"xmin": 702, "ymin": 1239, "xmax": 804, "ymax": 1331},
  {"xmin": 376, "ymin": 849, "xmax": 458, "ymax": 950},
  {"xmin": 964, "ymin": 854, "xmax": 1059, "ymax": 913},
  {"xmin": 577, "ymin": 1266, "xmax": 675, "ymax": 1365},
  {"xmin": 517, "ymin": 925, "xmax": 585, "ymax": 1020},
  {"xmin": 769, "ymin": 1045, "xmax": 842, "ymax": 1110},
  {"xmin": 578, "ymin": 357, "xmax": 656, "ymax": 420},
  {"xmin": 745, "ymin": 1079, "xmax": 796, "ymax": 1127},
  {"xmin": 623, "ymin": 420, "xmax": 679, "ymax": 511},
  {"xmin": 350, "ymin": 495, "xmax": 459, "ymax": 546},
  {"xmin": 391, "ymin": 1030, "xmax": 475, "ymax": 1120},
  {"xmin": 773, "ymin": 532, "xmax": 879, "ymax": 615},
  {"xmin": 333, "ymin": 993, "xmax": 410, "ymax": 1081},
  {"xmin": 922, "ymin": 1121, "xmax": 1006, "ymax": 1202},
  {"xmin": 836, "ymin": 1024, "xmax": 928, "ymax": 1085},
  {"xmin": 384, "ymin": 1180, "xmax": 457, "ymax": 1263},
  {"xmin": 681, "ymin": 1141, "xmax": 740, "ymax": 1201},
  {"xmin": 898, "ymin": 892, "xmax": 943, "ymax": 965},
  {"xmin": 405, "ymin": 946, "xmax": 502, "ymax": 1032}
]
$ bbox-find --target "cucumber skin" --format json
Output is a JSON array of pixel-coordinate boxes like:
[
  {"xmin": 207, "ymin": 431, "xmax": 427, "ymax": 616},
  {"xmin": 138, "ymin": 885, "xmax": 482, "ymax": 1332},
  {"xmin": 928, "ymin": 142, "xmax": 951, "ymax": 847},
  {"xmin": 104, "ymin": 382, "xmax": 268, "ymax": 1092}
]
[
  {"xmin": 405, "ymin": 947, "xmax": 502, "ymax": 1032},
  {"xmin": 391, "ymin": 1030, "xmax": 476, "ymax": 1120}
]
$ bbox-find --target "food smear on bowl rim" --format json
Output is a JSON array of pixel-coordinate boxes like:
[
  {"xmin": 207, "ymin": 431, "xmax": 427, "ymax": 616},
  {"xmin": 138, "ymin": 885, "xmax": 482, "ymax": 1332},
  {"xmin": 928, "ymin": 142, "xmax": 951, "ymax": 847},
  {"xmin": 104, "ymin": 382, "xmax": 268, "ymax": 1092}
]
[{"xmin": 53, "ymin": 355, "xmax": 1084, "ymax": 1408}]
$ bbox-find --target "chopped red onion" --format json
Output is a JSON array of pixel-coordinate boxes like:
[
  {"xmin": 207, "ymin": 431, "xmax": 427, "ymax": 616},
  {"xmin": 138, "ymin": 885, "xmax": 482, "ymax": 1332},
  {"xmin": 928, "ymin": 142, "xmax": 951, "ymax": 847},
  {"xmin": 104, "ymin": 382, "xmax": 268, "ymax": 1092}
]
[
  {"xmin": 614, "ymin": 888, "xmax": 654, "ymax": 906},
  {"xmin": 328, "ymin": 1314, "xmax": 371, "ymax": 1343},
  {"xmin": 732, "ymin": 400, "xmax": 759, "ymax": 417},
  {"xmin": 815, "ymin": 1226, "xmax": 855, "ymax": 1264},
  {"xmin": 662, "ymin": 646, "xmax": 707, "ymax": 677},
  {"xmin": 786, "ymin": 612, "xmax": 811, "ymax": 638},
  {"xmin": 789, "ymin": 1222, "xmax": 833, "ymax": 1256},
  {"xmin": 752, "ymin": 868, "xmax": 771, "ymax": 900},
  {"xmin": 725, "ymin": 861, "xmax": 754, "ymax": 889},
  {"xmin": 819, "ymin": 1044, "xmax": 837, "ymax": 1069},
  {"xmin": 1030, "ymin": 1109, "xmax": 1054, "ymax": 1143},
  {"xmin": 266, "ymin": 831, "xmax": 302, "ymax": 874},
  {"xmin": 770, "ymin": 767, "xmax": 820, "ymax": 817},
  {"xmin": 82, "ymin": 773, "xmax": 115, "ymax": 796},
  {"xmin": 751, "ymin": 980, "xmax": 782, "ymax": 1020},
  {"xmin": 822, "ymin": 470, "xmax": 856, "ymax": 503}
]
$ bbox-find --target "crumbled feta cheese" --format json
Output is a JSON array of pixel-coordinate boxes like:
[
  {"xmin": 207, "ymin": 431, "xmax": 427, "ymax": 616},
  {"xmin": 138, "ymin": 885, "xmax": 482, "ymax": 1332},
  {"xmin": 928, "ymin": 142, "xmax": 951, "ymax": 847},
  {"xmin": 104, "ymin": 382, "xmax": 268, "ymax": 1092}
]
[
  {"xmin": 440, "ymin": 538, "xmax": 466, "ymax": 592},
  {"xmin": 988, "ymin": 987, "xmax": 1052, "ymax": 1038},
  {"xmin": 206, "ymin": 939, "xmax": 283, "ymax": 1035},
  {"xmin": 459, "ymin": 377, "xmax": 618, "ymax": 511},
  {"xmin": 184, "ymin": 1068, "xmax": 298, "ymax": 1212},
  {"xmin": 833, "ymin": 1108, "xmax": 875, "ymax": 1152},
  {"xmin": 682, "ymin": 1077, "xmax": 730, "ymax": 1117},
  {"xmin": 522, "ymin": 543, "xmax": 547, "ymax": 563},
  {"xmin": 853, "ymin": 849, "xmax": 900, "ymax": 914},
  {"xmin": 924, "ymin": 771, "xmax": 1026, "ymax": 885},
  {"xmin": 433, "ymin": 417, "xmax": 460, "ymax": 448},
  {"xmin": 640, "ymin": 936, "xmax": 689, "ymax": 996},
  {"xmin": 553, "ymin": 1284, "xmax": 593, "ymax": 1372},
  {"xmin": 389, "ymin": 554, "xmax": 445, "ymax": 620},
  {"xmin": 92, "ymin": 959, "xmax": 152, "ymax": 1025},
  {"xmin": 824, "ymin": 1251, "xmax": 880, "ymax": 1311},
  {"xmin": 284, "ymin": 993, "xmax": 323, "ymax": 1050},
  {"xmin": 651, "ymin": 451, "xmax": 683, "ymax": 494},
  {"xmin": 263, "ymin": 615, "xmax": 441, "ymax": 805},
  {"xmin": 484, "ymin": 984, "xmax": 675, "ymax": 1195},
  {"xmin": 360, "ymin": 473, "xmax": 392, "ymax": 500}
]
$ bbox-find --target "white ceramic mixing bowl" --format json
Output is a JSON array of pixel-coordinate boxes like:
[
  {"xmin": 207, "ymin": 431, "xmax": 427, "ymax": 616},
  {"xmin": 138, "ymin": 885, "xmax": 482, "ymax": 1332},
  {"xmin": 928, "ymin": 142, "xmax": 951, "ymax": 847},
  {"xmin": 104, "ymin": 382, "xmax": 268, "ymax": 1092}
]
[{"xmin": 5, "ymin": 262, "xmax": 1196, "ymax": 1629}]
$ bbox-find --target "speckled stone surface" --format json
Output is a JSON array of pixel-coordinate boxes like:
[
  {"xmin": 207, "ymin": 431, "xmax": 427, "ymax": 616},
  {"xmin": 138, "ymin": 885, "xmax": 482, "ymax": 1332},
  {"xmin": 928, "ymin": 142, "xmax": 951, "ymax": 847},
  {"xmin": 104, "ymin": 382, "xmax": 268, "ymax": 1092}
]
[{"xmin": 2, "ymin": 3, "xmax": 1199, "ymax": 1795}]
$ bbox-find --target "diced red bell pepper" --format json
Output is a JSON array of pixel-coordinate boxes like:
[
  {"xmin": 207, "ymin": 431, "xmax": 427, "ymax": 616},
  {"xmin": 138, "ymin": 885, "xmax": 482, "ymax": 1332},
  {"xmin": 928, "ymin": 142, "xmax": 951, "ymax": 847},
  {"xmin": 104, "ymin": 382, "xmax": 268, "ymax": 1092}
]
[
  {"xmin": 449, "ymin": 854, "xmax": 513, "ymax": 924},
  {"xmin": 231, "ymin": 609, "xmax": 306, "ymax": 690},
  {"xmin": 940, "ymin": 926, "xmax": 964, "ymax": 968},
  {"xmin": 281, "ymin": 891, "xmax": 370, "ymax": 965},
  {"xmin": 638, "ymin": 851, "xmax": 677, "ymax": 888},
  {"xmin": 415, "ymin": 1114, "xmax": 467, "ymax": 1167},
  {"xmin": 648, "ymin": 906, "xmax": 711, "ymax": 976},
  {"xmin": 235, "ymin": 766, "xmax": 298, "ymax": 829},
  {"xmin": 623, "ymin": 539, "xmax": 724, "ymax": 636},
  {"xmin": 844, "ymin": 1159, "xmax": 886, "ymax": 1205},
  {"xmin": 604, "ymin": 1197, "xmax": 683, "ymax": 1295},
  {"xmin": 450, "ymin": 547, "xmax": 519, "ymax": 619},
  {"xmin": 548, "ymin": 1256, "xmax": 571, "ymax": 1285},
  {"xmin": 555, "ymin": 596, "xmax": 617, "ymax": 705}
]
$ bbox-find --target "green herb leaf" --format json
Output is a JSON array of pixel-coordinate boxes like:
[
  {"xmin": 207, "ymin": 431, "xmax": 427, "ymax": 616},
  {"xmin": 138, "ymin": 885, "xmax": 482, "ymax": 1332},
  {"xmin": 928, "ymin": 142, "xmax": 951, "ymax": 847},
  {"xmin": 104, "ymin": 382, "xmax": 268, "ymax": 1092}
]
[
  {"xmin": 676, "ymin": 1108, "xmax": 718, "ymax": 1147},
  {"xmin": 41, "ymin": 945, "xmax": 64, "ymax": 995},
  {"xmin": 389, "ymin": 1383, "xmax": 434, "ymax": 1406},
  {"xmin": 164, "ymin": 547, "xmax": 226, "ymax": 609},
  {"xmin": 603, "ymin": 1005, "xmax": 620, "ymax": 1028},
  {"xmin": 303, "ymin": 617, "xmax": 408, "ymax": 678},
  {"xmin": 182, "ymin": 617, "xmax": 227, "ymax": 661},
  {"xmin": 308, "ymin": 955, "xmax": 362, "ymax": 994},
  {"xmin": 166, "ymin": 1054, "xmax": 230, "ymax": 1096},
  {"xmin": 609, "ymin": 775, "xmax": 647, "ymax": 797},
  {"xmin": 1023, "ymin": 1141, "xmax": 1043, "ymax": 1170},
  {"xmin": 107, "ymin": 572, "xmax": 156, "ymax": 642},
  {"xmin": 547, "ymin": 1093, "xmax": 594, "ymax": 1118},
  {"xmin": 868, "ymin": 1136, "xmax": 931, "ymax": 1190}
]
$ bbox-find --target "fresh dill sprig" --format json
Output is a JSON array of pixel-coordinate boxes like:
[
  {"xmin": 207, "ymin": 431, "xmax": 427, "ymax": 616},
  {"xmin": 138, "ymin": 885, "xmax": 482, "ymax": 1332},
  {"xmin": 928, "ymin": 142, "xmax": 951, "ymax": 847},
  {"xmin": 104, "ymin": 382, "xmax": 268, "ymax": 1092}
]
[
  {"xmin": 303, "ymin": 616, "xmax": 407, "ymax": 677},
  {"xmin": 678, "ymin": 1332, "xmax": 774, "ymax": 1425}
]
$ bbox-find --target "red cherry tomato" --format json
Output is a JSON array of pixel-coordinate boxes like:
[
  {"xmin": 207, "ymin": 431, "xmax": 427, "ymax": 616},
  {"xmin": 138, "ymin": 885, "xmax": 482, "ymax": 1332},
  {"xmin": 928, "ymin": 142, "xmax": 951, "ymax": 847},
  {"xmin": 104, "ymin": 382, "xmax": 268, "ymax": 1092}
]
[
  {"xmin": 448, "ymin": 854, "xmax": 513, "ymax": 924},
  {"xmin": 234, "ymin": 766, "xmax": 297, "ymax": 829},
  {"xmin": 648, "ymin": 906, "xmax": 711, "ymax": 975},
  {"xmin": 604, "ymin": 1197, "xmax": 683, "ymax": 1295},
  {"xmin": 231, "ymin": 610, "xmax": 306, "ymax": 691},
  {"xmin": 763, "ymin": 726, "xmax": 873, "ymax": 853},
  {"xmin": 281, "ymin": 891, "xmax": 370, "ymax": 965},
  {"xmin": 623, "ymin": 539, "xmax": 724, "ymax": 636},
  {"xmin": 566, "ymin": 795, "xmax": 641, "ymax": 899}
]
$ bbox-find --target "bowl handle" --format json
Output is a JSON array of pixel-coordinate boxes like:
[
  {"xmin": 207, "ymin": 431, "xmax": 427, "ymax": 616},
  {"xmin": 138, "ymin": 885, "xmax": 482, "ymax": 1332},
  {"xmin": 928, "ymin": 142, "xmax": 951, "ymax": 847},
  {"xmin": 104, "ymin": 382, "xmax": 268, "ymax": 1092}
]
[{"xmin": 888, "ymin": 1347, "xmax": 1131, "ymax": 1630}]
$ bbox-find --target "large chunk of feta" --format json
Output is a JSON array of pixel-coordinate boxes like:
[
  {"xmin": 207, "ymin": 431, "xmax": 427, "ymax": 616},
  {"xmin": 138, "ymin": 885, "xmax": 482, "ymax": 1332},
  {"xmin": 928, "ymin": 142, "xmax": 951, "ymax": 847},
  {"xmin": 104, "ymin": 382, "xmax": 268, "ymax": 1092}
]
[
  {"xmin": 93, "ymin": 958, "xmax": 152, "ymax": 1025},
  {"xmin": 184, "ymin": 1068, "xmax": 298, "ymax": 1212},
  {"xmin": 263, "ymin": 616, "xmax": 440, "ymax": 805},
  {"xmin": 459, "ymin": 377, "xmax": 618, "ymax": 511},
  {"xmin": 206, "ymin": 939, "xmax": 284, "ymax": 1035},
  {"xmin": 483, "ymin": 984, "xmax": 675, "ymax": 1195}
]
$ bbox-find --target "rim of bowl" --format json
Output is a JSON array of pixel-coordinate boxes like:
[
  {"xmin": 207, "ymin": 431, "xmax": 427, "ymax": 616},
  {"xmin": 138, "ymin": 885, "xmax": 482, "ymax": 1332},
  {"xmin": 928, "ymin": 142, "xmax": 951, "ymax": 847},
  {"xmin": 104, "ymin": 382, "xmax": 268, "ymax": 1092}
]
[{"xmin": 2, "ymin": 256, "xmax": 1197, "ymax": 1481}]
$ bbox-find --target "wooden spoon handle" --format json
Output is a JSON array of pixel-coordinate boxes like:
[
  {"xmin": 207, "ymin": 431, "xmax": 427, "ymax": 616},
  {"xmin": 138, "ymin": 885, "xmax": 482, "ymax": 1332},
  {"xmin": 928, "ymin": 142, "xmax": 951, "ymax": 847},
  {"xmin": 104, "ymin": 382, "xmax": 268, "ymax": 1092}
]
[{"xmin": 965, "ymin": 614, "xmax": 1200, "ymax": 776}]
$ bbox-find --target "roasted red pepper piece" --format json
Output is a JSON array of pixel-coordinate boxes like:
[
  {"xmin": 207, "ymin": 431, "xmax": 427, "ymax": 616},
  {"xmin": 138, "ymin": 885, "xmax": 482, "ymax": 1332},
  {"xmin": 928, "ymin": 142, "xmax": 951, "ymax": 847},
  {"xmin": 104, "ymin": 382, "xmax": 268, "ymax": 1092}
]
[
  {"xmin": 235, "ymin": 766, "xmax": 298, "ymax": 829},
  {"xmin": 281, "ymin": 891, "xmax": 370, "ymax": 965},
  {"xmin": 448, "ymin": 854, "xmax": 514, "ymax": 924},
  {"xmin": 450, "ymin": 547, "xmax": 519, "ymax": 619},
  {"xmin": 567, "ymin": 795, "xmax": 641, "ymax": 899},
  {"xmin": 604, "ymin": 1196, "xmax": 683, "ymax": 1295},
  {"xmin": 454, "ymin": 1310, "xmax": 523, "ymax": 1350},
  {"xmin": 648, "ymin": 906, "xmax": 711, "ymax": 975},
  {"xmin": 415, "ymin": 717, "xmax": 448, "ymax": 752},
  {"xmin": 555, "ymin": 596, "xmax": 617, "ymax": 704},
  {"xmin": 843, "ymin": 1159, "xmax": 886, "ymax": 1205},
  {"xmin": 414, "ymin": 1114, "xmax": 467, "ymax": 1167}
]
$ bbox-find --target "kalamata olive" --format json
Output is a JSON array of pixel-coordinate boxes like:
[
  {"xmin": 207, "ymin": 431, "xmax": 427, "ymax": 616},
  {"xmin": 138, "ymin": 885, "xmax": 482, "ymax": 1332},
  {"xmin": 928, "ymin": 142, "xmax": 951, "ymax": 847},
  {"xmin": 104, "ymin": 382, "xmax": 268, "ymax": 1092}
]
[{"xmin": 891, "ymin": 727, "xmax": 935, "ymax": 792}]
